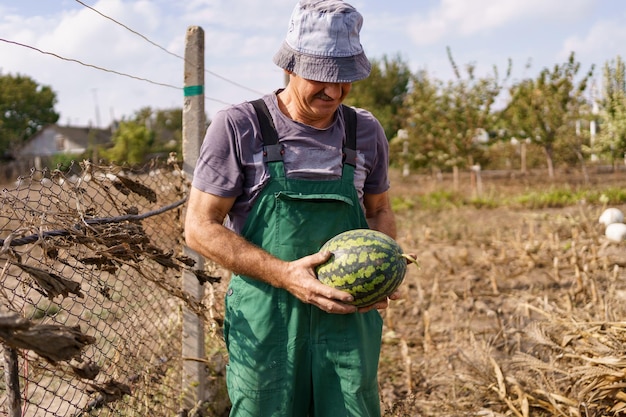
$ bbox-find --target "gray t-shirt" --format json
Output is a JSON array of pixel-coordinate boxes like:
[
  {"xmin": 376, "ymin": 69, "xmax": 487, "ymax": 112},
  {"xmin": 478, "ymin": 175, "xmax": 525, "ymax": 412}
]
[{"xmin": 191, "ymin": 92, "xmax": 390, "ymax": 233}]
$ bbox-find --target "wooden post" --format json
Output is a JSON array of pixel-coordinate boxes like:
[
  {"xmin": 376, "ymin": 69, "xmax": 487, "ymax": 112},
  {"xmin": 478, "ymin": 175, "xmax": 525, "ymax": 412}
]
[
  {"xmin": 397, "ymin": 129, "xmax": 409, "ymax": 177},
  {"xmin": 181, "ymin": 25, "xmax": 207, "ymax": 412},
  {"xmin": 470, "ymin": 164, "xmax": 482, "ymax": 198},
  {"xmin": 3, "ymin": 345, "xmax": 21, "ymax": 417}
]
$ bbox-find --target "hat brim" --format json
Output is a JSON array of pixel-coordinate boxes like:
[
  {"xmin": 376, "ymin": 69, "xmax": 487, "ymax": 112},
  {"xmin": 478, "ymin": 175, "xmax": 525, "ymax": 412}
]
[{"xmin": 273, "ymin": 42, "xmax": 371, "ymax": 83}]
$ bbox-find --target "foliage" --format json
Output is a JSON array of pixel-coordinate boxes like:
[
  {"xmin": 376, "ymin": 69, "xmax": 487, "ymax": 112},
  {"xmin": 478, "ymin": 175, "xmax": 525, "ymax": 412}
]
[
  {"xmin": 392, "ymin": 181, "xmax": 626, "ymax": 213},
  {"xmin": 102, "ymin": 119, "xmax": 153, "ymax": 165},
  {"xmin": 6, "ymin": 51, "xmax": 625, "ymax": 175},
  {"xmin": 592, "ymin": 55, "xmax": 626, "ymax": 166},
  {"xmin": 345, "ymin": 55, "xmax": 412, "ymax": 140},
  {"xmin": 0, "ymin": 73, "xmax": 59, "ymax": 158},
  {"xmin": 500, "ymin": 52, "xmax": 594, "ymax": 178},
  {"xmin": 101, "ymin": 107, "xmax": 182, "ymax": 165},
  {"xmin": 395, "ymin": 69, "xmax": 446, "ymax": 170},
  {"xmin": 154, "ymin": 108, "xmax": 183, "ymax": 155},
  {"xmin": 399, "ymin": 48, "xmax": 509, "ymax": 171},
  {"xmin": 50, "ymin": 153, "xmax": 82, "ymax": 172}
]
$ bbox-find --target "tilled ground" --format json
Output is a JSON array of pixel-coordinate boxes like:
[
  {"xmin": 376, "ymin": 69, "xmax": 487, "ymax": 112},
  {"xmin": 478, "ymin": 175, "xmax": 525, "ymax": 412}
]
[
  {"xmin": 380, "ymin": 171, "xmax": 626, "ymax": 416},
  {"xmin": 204, "ymin": 169, "xmax": 626, "ymax": 417}
]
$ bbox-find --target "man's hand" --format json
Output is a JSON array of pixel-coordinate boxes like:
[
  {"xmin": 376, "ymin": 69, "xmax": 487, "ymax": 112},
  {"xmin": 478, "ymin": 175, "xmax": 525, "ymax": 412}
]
[
  {"xmin": 281, "ymin": 251, "xmax": 358, "ymax": 314},
  {"xmin": 356, "ymin": 290, "xmax": 402, "ymax": 313}
]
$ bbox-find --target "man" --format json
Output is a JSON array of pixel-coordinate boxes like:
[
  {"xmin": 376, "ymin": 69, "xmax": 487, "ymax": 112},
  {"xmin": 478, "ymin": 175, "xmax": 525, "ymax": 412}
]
[{"xmin": 185, "ymin": 1, "xmax": 398, "ymax": 415}]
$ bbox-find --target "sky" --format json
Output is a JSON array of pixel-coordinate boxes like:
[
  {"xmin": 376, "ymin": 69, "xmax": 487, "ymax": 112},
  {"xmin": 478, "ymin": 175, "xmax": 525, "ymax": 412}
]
[{"xmin": 0, "ymin": 0, "xmax": 624, "ymax": 129}]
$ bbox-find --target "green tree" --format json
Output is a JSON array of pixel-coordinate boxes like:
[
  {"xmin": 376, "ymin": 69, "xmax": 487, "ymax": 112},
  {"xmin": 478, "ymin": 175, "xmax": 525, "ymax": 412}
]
[
  {"xmin": 400, "ymin": 48, "xmax": 508, "ymax": 176},
  {"xmin": 397, "ymin": 69, "xmax": 449, "ymax": 171},
  {"xmin": 593, "ymin": 56, "xmax": 626, "ymax": 168},
  {"xmin": 153, "ymin": 108, "xmax": 183, "ymax": 155},
  {"xmin": 102, "ymin": 119, "xmax": 153, "ymax": 165},
  {"xmin": 502, "ymin": 52, "xmax": 593, "ymax": 178},
  {"xmin": 439, "ymin": 48, "xmax": 509, "ymax": 170},
  {"xmin": 345, "ymin": 55, "xmax": 412, "ymax": 140},
  {"xmin": 101, "ymin": 107, "xmax": 183, "ymax": 165},
  {"xmin": 0, "ymin": 73, "xmax": 59, "ymax": 157},
  {"xmin": 130, "ymin": 106, "xmax": 182, "ymax": 155}
]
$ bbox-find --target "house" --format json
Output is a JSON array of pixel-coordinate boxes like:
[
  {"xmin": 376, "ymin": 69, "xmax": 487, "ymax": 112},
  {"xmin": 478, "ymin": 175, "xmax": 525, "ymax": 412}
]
[
  {"xmin": 15, "ymin": 124, "xmax": 112, "ymax": 160},
  {"xmin": 0, "ymin": 124, "xmax": 113, "ymax": 181}
]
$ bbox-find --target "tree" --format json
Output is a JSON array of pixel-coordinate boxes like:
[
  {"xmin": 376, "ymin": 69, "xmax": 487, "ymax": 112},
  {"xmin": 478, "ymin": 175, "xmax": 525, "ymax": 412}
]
[
  {"xmin": 502, "ymin": 52, "xmax": 593, "ymax": 178},
  {"xmin": 102, "ymin": 119, "xmax": 153, "ymax": 165},
  {"xmin": 398, "ymin": 69, "xmax": 450, "ymax": 171},
  {"xmin": 153, "ymin": 108, "xmax": 183, "ymax": 155},
  {"xmin": 0, "ymin": 73, "xmax": 59, "ymax": 157},
  {"xmin": 101, "ymin": 107, "xmax": 183, "ymax": 165},
  {"xmin": 593, "ymin": 56, "xmax": 626, "ymax": 169},
  {"xmin": 438, "ymin": 48, "xmax": 509, "ymax": 171},
  {"xmin": 400, "ymin": 48, "xmax": 508, "ymax": 180},
  {"xmin": 344, "ymin": 55, "xmax": 412, "ymax": 140}
]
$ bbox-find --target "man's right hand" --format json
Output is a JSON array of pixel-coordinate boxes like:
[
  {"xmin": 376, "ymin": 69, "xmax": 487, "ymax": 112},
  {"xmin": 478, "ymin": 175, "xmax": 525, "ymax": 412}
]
[{"xmin": 280, "ymin": 251, "xmax": 358, "ymax": 315}]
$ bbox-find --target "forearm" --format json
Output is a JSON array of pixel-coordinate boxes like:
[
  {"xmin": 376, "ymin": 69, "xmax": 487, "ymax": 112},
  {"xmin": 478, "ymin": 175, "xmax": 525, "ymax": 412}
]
[
  {"xmin": 186, "ymin": 221, "xmax": 288, "ymax": 288},
  {"xmin": 364, "ymin": 192, "xmax": 397, "ymax": 239},
  {"xmin": 367, "ymin": 206, "xmax": 397, "ymax": 238},
  {"xmin": 184, "ymin": 188, "xmax": 361, "ymax": 313}
]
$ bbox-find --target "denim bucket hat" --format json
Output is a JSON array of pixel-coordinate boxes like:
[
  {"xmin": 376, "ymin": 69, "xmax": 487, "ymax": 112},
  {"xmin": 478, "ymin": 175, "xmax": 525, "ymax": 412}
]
[{"xmin": 273, "ymin": 0, "xmax": 371, "ymax": 83}]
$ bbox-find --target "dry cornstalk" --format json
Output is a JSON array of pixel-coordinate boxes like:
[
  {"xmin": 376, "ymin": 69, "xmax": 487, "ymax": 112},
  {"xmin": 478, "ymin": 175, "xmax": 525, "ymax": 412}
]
[
  {"xmin": 400, "ymin": 338, "xmax": 412, "ymax": 394},
  {"xmin": 422, "ymin": 309, "xmax": 432, "ymax": 353}
]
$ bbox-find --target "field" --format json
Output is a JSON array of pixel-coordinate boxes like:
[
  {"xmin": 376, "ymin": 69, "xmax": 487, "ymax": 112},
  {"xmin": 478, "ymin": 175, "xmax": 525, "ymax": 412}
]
[
  {"xmin": 6, "ymin": 162, "xmax": 623, "ymax": 416},
  {"xmin": 202, "ymin": 166, "xmax": 626, "ymax": 416},
  {"xmin": 378, "ymin": 167, "xmax": 626, "ymax": 416}
]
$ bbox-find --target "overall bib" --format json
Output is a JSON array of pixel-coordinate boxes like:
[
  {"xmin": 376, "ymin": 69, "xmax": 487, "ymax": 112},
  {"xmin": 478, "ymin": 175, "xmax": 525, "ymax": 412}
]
[{"xmin": 223, "ymin": 100, "xmax": 383, "ymax": 417}]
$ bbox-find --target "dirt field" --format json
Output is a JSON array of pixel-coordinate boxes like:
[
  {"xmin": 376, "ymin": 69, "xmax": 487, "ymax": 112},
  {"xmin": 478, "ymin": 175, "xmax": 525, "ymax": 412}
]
[
  {"xmin": 379, "ymin": 168, "xmax": 626, "ymax": 416},
  {"xmin": 200, "ymin": 167, "xmax": 626, "ymax": 417}
]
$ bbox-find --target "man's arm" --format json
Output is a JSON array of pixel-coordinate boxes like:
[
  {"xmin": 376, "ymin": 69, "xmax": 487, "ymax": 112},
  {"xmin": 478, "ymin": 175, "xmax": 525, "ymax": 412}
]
[
  {"xmin": 363, "ymin": 190, "xmax": 397, "ymax": 238},
  {"xmin": 360, "ymin": 190, "xmax": 402, "ymax": 312},
  {"xmin": 184, "ymin": 186, "xmax": 358, "ymax": 314}
]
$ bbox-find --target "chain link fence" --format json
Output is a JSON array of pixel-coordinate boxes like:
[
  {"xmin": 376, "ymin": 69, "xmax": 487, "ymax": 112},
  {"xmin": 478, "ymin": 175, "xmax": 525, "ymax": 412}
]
[{"xmin": 0, "ymin": 157, "xmax": 222, "ymax": 416}]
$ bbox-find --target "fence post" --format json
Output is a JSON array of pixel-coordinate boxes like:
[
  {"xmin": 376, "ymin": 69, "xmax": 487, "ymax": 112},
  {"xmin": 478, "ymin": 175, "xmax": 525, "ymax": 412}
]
[
  {"xmin": 181, "ymin": 25, "xmax": 207, "ymax": 412},
  {"xmin": 3, "ymin": 345, "xmax": 21, "ymax": 417}
]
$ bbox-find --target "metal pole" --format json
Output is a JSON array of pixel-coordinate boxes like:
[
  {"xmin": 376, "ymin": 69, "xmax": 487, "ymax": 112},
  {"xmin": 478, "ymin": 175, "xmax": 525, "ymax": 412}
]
[{"xmin": 181, "ymin": 25, "xmax": 207, "ymax": 412}]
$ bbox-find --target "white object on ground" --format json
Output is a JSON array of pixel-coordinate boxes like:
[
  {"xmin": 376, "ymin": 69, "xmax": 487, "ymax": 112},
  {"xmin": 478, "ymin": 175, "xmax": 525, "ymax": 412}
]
[
  {"xmin": 599, "ymin": 208, "xmax": 624, "ymax": 226},
  {"xmin": 605, "ymin": 222, "xmax": 626, "ymax": 242}
]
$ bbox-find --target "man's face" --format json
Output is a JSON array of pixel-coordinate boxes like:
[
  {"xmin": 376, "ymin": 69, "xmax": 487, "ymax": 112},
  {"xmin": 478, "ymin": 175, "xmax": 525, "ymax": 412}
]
[{"xmin": 289, "ymin": 74, "xmax": 352, "ymax": 123}]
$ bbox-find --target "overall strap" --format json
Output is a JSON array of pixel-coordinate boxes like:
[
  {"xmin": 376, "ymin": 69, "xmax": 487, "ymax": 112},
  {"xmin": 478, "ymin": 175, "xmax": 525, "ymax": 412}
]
[
  {"xmin": 250, "ymin": 98, "xmax": 358, "ymax": 167},
  {"xmin": 250, "ymin": 99, "xmax": 284, "ymax": 162},
  {"xmin": 341, "ymin": 104, "xmax": 357, "ymax": 167}
]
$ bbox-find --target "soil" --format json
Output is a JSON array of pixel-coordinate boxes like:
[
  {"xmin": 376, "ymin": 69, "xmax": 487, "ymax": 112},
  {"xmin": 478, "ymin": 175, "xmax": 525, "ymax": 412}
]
[
  {"xmin": 378, "ymin": 168, "xmax": 626, "ymax": 416},
  {"xmin": 205, "ymin": 167, "xmax": 626, "ymax": 417}
]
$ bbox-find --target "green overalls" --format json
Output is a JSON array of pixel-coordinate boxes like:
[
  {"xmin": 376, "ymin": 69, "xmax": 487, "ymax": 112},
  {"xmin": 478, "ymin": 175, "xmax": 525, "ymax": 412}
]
[{"xmin": 223, "ymin": 100, "xmax": 383, "ymax": 417}]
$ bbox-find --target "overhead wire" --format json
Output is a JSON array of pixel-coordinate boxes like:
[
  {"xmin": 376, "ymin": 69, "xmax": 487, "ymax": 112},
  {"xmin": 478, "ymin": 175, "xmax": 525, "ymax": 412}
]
[
  {"xmin": 1, "ymin": 39, "xmax": 178, "ymax": 90},
  {"xmin": 0, "ymin": 38, "xmax": 232, "ymax": 106},
  {"xmin": 73, "ymin": 0, "xmax": 265, "ymax": 96}
]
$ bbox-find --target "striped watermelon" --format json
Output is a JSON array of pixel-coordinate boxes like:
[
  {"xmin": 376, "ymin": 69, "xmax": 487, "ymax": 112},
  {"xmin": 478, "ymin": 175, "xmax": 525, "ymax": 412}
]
[{"xmin": 316, "ymin": 229, "xmax": 411, "ymax": 307}]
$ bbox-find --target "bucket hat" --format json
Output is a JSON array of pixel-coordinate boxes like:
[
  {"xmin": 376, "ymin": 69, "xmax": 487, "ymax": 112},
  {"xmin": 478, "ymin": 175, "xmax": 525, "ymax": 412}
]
[{"xmin": 273, "ymin": 0, "xmax": 371, "ymax": 83}]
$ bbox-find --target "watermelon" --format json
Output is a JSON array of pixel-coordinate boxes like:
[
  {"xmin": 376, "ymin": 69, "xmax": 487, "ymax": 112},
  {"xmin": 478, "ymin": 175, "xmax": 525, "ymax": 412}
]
[{"xmin": 316, "ymin": 229, "xmax": 412, "ymax": 307}]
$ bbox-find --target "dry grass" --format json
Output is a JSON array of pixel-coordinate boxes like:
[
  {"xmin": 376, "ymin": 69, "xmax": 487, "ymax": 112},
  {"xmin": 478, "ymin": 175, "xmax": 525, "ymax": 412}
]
[{"xmin": 380, "ymin": 168, "xmax": 626, "ymax": 416}]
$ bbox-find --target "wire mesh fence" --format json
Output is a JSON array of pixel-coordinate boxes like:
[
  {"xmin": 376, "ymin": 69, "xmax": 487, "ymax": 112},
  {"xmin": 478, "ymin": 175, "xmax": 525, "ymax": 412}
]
[{"xmin": 0, "ymin": 157, "xmax": 220, "ymax": 416}]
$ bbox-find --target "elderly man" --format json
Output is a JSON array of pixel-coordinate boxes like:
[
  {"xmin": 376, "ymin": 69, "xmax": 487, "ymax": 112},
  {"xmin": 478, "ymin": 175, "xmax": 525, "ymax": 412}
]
[{"xmin": 185, "ymin": 1, "xmax": 397, "ymax": 415}]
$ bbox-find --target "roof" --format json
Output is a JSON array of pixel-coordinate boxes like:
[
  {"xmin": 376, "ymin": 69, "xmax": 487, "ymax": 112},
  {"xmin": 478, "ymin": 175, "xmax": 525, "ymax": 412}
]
[{"xmin": 15, "ymin": 125, "xmax": 112, "ymax": 158}]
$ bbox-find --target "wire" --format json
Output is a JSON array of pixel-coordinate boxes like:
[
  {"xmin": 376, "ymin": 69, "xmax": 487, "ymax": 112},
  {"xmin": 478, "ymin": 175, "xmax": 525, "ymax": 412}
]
[
  {"xmin": 1, "ymin": 38, "xmax": 178, "ymax": 90},
  {"xmin": 74, "ymin": 0, "xmax": 178, "ymax": 60},
  {"xmin": 0, "ymin": 38, "xmax": 233, "ymax": 106},
  {"xmin": 73, "ymin": 0, "xmax": 265, "ymax": 96}
]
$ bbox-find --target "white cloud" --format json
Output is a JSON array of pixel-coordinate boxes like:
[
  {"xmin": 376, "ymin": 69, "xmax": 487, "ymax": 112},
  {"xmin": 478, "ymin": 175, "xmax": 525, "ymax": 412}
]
[
  {"xmin": 560, "ymin": 18, "xmax": 626, "ymax": 67},
  {"xmin": 0, "ymin": 0, "xmax": 622, "ymax": 127},
  {"xmin": 407, "ymin": 0, "xmax": 596, "ymax": 45}
]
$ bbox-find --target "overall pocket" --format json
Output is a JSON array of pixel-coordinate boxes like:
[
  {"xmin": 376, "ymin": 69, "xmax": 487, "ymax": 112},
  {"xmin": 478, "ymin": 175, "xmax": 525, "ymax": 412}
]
[{"xmin": 273, "ymin": 191, "xmax": 355, "ymax": 261}]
